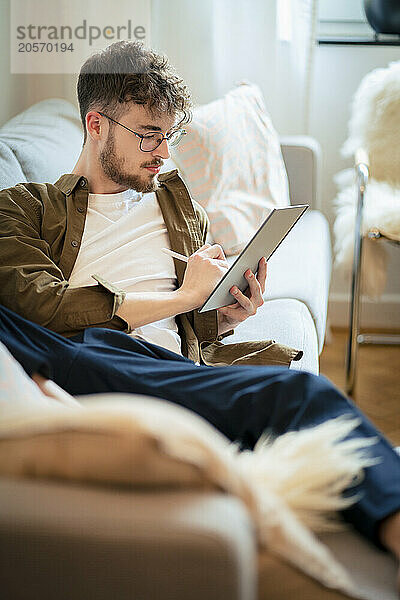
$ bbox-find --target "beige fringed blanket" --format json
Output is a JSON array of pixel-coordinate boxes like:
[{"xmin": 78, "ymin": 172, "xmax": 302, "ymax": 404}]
[{"xmin": 0, "ymin": 342, "xmax": 376, "ymax": 598}]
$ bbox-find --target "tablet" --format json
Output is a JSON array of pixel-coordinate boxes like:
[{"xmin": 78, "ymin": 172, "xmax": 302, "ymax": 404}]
[{"xmin": 198, "ymin": 204, "xmax": 309, "ymax": 313}]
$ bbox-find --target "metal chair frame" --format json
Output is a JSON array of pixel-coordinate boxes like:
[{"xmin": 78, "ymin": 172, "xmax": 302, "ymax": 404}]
[{"xmin": 345, "ymin": 149, "xmax": 400, "ymax": 397}]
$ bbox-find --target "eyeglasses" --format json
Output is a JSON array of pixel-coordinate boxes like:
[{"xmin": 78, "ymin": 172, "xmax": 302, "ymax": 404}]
[{"xmin": 97, "ymin": 111, "xmax": 187, "ymax": 152}]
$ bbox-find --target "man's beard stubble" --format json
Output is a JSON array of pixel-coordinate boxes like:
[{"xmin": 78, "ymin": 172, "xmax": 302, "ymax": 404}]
[{"xmin": 99, "ymin": 130, "xmax": 161, "ymax": 194}]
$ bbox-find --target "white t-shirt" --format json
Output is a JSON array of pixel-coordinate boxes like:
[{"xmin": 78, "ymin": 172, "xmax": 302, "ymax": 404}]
[{"xmin": 68, "ymin": 188, "xmax": 182, "ymax": 355}]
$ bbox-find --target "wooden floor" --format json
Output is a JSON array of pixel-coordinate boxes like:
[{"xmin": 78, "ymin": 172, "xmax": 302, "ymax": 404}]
[{"xmin": 319, "ymin": 328, "xmax": 400, "ymax": 446}]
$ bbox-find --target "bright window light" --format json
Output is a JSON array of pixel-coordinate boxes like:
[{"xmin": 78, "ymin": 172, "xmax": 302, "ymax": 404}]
[{"xmin": 277, "ymin": 0, "xmax": 292, "ymax": 42}]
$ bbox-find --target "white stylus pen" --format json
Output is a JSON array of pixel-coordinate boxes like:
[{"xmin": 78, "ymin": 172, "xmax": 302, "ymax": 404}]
[{"xmin": 162, "ymin": 247, "xmax": 189, "ymax": 263}]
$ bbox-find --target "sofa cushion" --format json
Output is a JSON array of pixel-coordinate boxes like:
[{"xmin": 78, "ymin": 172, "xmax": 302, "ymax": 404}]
[
  {"xmin": 0, "ymin": 98, "xmax": 83, "ymax": 185},
  {"xmin": 224, "ymin": 298, "xmax": 319, "ymax": 375},
  {"xmin": 259, "ymin": 529, "xmax": 398, "ymax": 600},
  {"xmin": 0, "ymin": 479, "xmax": 256, "ymax": 600},
  {"xmin": 1, "ymin": 478, "xmax": 397, "ymax": 600},
  {"xmin": 172, "ymin": 83, "xmax": 290, "ymax": 255},
  {"xmin": 266, "ymin": 210, "xmax": 331, "ymax": 354}
]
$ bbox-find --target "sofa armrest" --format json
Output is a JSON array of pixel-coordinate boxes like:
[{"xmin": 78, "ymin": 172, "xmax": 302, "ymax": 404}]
[
  {"xmin": 280, "ymin": 136, "xmax": 322, "ymax": 211},
  {"xmin": 0, "ymin": 477, "xmax": 257, "ymax": 600}
]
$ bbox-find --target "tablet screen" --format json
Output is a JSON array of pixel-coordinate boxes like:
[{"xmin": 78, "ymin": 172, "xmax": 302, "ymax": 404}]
[{"xmin": 198, "ymin": 204, "xmax": 308, "ymax": 313}]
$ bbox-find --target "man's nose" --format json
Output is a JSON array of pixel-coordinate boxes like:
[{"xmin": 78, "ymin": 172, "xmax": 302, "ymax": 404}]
[{"xmin": 152, "ymin": 138, "xmax": 170, "ymax": 160}]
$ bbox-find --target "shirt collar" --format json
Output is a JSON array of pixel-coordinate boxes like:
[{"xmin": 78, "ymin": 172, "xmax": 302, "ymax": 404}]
[{"xmin": 53, "ymin": 174, "xmax": 88, "ymax": 196}]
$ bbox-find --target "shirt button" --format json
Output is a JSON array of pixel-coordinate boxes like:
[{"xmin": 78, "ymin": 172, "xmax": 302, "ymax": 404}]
[
  {"xmin": 77, "ymin": 207, "xmax": 84, "ymax": 213},
  {"xmin": 71, "ymin": 240, "xmax": 79, "ymax": 247},
  {"xmin": 66, "ymin": 189, "xmax": 72, "ymax": 196},
  {"xmin": 80, "ymin": 178, "xmax": 87, "ymax": 187}
]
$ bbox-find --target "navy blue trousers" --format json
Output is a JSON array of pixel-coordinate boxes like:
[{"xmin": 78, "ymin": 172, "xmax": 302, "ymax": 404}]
[{"xmin": 1, "ymin": 304, "xmax": 399, "ymax": 550}]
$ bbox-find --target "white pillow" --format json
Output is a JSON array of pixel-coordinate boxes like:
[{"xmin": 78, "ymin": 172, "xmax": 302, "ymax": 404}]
[
  {"xmin": 172, "ymin": 83, "xmax": 290, "ymax": 254},
  {"xmin": 0, "ymin": 98, "xmax": 83, "ymax": 184}
]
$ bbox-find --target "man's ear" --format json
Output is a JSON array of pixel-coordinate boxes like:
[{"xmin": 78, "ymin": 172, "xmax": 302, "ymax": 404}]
[{"xmin": 86, "ymin": 111, "xmax": 105, "ymax": 141}]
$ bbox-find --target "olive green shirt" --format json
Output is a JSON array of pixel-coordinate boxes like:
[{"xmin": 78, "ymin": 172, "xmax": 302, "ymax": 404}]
[{"xmin": 0, "ymin": 170, "xmax": 302, "ymax": 367}]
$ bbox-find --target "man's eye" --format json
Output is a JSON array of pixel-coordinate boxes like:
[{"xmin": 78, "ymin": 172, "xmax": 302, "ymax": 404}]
[{"xmin": 143, "ymin": 133, "xmax": 162, "ymax": 141}]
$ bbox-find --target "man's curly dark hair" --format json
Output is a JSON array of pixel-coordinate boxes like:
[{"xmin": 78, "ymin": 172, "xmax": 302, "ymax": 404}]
[{"xmin": 77, "ymin": 40, "xmax": 192, "ymax": 144}]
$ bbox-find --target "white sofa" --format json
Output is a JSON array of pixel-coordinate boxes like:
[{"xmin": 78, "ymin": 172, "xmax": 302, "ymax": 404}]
[
  {"xmin": 3, "ymin": 99, "xmax": 397, "ymax": 600},
  {"xmin": 0, "ymin": 98, "xmax": 331, "ymax": 374}
]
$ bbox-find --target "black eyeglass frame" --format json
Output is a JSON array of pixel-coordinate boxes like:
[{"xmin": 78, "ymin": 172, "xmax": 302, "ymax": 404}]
[{"xmin": 97, "ymin": 111, "xmax": 186, "ymax": 152}]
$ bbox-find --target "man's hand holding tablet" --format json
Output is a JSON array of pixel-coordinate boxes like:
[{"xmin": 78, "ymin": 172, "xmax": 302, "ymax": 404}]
[
  {"xmin": 162, "ymin": 203, "xmax": 309, "ymax": 327},
  {"xmin": 216, "ymin": 255, "xmax": 267, "ymax": 333}
]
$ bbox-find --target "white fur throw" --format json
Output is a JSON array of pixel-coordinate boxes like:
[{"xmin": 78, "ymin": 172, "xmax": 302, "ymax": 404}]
[
  {"xmin": 0, "ymin": 342, "xmax": 377, "ymax": 598},
  {"xmin": 333, "ymin": 169, "xmax": 400, "ymax": 297},
  {"xmin": 341, "ymin": 61, "xmax": 400, "ymax": 187},
  {"xmin": 333, "ymin": 61, "xmax": 400, "ymax": 297}
]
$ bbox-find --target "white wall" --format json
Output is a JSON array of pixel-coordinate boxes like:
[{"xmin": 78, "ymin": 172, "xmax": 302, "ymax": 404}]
[{"xmin": 308, "ymin": 44, "xmax": 400, "ymax": 328}]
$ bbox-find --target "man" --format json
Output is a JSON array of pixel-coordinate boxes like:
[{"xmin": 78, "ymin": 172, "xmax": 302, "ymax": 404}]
[{"xmin": 0, "ymin": 41, "xmax": 399, "ymax": 586}]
